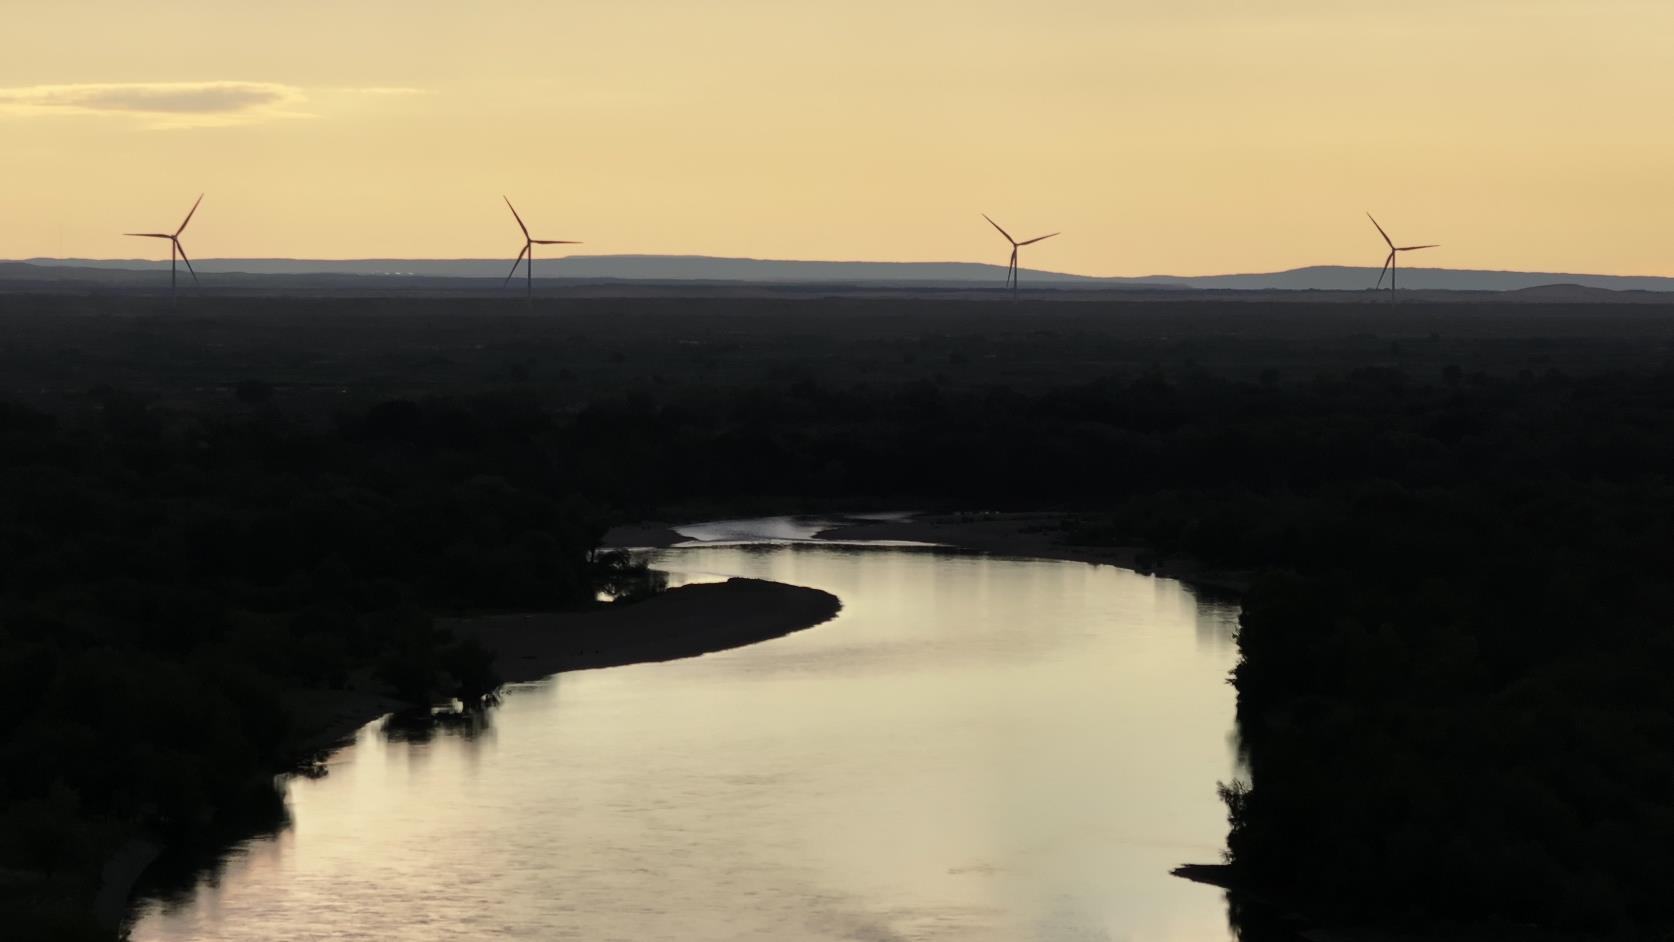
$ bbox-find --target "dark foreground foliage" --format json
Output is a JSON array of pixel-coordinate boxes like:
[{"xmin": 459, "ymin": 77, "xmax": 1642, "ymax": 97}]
[
  {"xmin": 557, "ymin": 362, "xmax": 1674, "ymax": 937},
  {"xmin": 1048, "ymin": 371, "xmax": 1674, "ymax": 937},
  {"xmin": 5, "ymin": 298, "xmax": 1674, "ymax": 938},
  {"xmin": 0, "ymin": 393, "xmax": 604, "ymax": 936}
]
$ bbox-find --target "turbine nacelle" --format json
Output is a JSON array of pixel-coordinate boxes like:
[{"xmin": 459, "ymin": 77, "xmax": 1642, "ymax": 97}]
[
  {"xmin": 1367, "ymin": 213, "xmax": 1438, "ymax": 299},
  {"xmin": 503, "ymin": 196, "xmax": 581, "ymax": 300},
  {"xmin": 983, "ymin": 213, "xmax": 1059, "ymax": 293},
  {"xmin": 123, "ymin": 194, "xmax": 204, "ymax": 305}
]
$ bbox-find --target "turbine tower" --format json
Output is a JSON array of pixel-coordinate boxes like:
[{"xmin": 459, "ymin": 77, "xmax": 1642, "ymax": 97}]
[
  {"xmin": 124, "ymin": 194, "xmax": 203, "ymax": 306},
  {"xmin": 983, "ymin": 214, "xmax": 1058, "ymax": 296},
  {"xmin": 503, "ymin": 196, "xmax": 580, "ymax": 302},
  {"xmin": 1368, "ymin": 213, "xmax": 1438, "ymax": 302}
]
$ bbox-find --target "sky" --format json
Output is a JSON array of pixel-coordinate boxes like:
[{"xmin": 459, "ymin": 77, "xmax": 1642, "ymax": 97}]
[{"xmin": 3, "ymin": 0, "xmax": 1672, "ymax": 276}]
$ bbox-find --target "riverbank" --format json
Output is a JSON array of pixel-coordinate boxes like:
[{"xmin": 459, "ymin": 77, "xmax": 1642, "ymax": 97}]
[
  {"xmin": 811, "ymin": 512, "xmax": 1253, "ymax": 594},
  {"xmin": 112, "ymin": 575, "xmax": 839, "ymax": 934},
  {"xmin": 277, "ymin": 578, "xmax": 839, "ymax": 750},
  {"xmin": 278, "ymin": 577, "xmax": 841, "ymax": 752},
  {"xmin": 445, "ymin": 577, "xmax": 841, "ymax": 682},
  {"xmin": 600, "ymin": 522, "xmax": 692, "ymax": 549},
  {"xmin": 602, "ymin": 511, "xmax": 1253, "ymax": 595},
  {"xmin": 126, "ymin": 525, "xmax": 1246, "ymax": 942}
]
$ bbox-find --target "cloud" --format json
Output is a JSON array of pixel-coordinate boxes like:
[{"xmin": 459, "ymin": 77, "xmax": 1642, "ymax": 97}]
[{"xmin": 0, "ymin": 81, "xmax": 310, "ymax": 127}]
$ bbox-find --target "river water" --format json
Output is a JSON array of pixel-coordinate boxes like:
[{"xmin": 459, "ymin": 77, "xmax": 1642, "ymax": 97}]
[{"xmin": 129, "ymin": 517, "xmax": 1246, "ymax": 941}]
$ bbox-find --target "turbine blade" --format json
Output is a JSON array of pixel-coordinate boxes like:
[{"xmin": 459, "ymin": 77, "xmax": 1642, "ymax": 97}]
[
  {"xmin": 982, "ymin": 213, "xmax": 1016, "ymax": 245},
  {"xmin": 174, "ymin": 239, "xmax": 200, "ymax": 285},
  {"xmin": 175, "ymin": 193, "xmax": 204, "ymax": 236},
  {"xmin": 124, "ymin": 233, "xmax": 173, "ymax": 238},
  {"xmin": 1397, "ymin": 244, "xmax": 1439, "ymax": 251},
  {"xmin": 531, "ymin": 239, "xmax": 581, "ymax": 245},
  {"xmin": 1375, "ymin": 251, "xmax": 1393, "ymax": 289},
  {"xmin": 503, "ymin": 244, "xmax": 530, "ymax": 287},
  {"xmin": 1367, "ymin": 213, "xmax": 1394, "ymax": 249},
  {"xmin": 504, "ymin": 196, "xmax": 530, "ymax": 239},
  {"xmin": 1018, "ymin": 232, "xmax": 1059, "ymax": 246}
]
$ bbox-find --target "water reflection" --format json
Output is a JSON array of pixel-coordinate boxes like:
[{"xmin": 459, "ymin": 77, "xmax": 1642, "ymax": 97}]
[
  {"xmin": 1225, "ymin": 890, "xmax": 1310, "ymax": 941},
  {"xmin": 379, "ymin": 704, "xmax": 497, "ymax": 745},
  {"xmin": 131, "ymin": 543, "xmax": 1248, "ymax": 941},
  {"xmin": 128, "ymin": 780, "xmax": 292, "ymax": 915},
  {"xmin": 673, "ymin": 514, "xmax": 853, "ymax": 543}
]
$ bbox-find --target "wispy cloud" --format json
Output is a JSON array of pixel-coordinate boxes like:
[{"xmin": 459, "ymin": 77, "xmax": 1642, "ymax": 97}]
[
  {"xmin": 0, "ymin": 80, "xmax": 307, "ymax": 126},
  {"xmin": 0, "ymin": 81, "xmax": 313, "ymax": 127}
]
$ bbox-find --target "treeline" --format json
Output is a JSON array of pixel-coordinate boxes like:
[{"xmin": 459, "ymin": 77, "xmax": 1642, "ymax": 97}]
[
  {"xmin": 8, "ymin": 353, "xmax": 1674, "ymax": 938},
  {"xmin": 0, "ymin": 391, "xmax": 606, "ymax": 938},
  {"xmin": 1049, "ymin": 374, "xmax": 1674, "ymax": 936},
  {"xmin": 559, "ymin": 365, "xmax": 1674, "ymax": 936}
]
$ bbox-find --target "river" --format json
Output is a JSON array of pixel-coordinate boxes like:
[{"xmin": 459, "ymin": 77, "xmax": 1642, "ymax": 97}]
[{"xmin": 129, "ymin": 517, "xmax": 1246, "ymax": 941}]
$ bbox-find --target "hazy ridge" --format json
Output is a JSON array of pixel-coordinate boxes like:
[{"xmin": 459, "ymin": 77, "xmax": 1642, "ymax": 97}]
[{"xmin": 11, "ymin": 255, "xmax": 1674, "ymax": 292}]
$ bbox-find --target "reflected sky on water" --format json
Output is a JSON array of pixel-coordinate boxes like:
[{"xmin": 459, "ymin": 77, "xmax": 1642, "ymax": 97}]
[{"xmin": 131, "ymin": 537, "xmax": 1242, "ymax": 941}]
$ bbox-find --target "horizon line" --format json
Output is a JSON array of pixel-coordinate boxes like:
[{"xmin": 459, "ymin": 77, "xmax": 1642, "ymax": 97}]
[{"xmin": 11, "ymin": 255, "xmax": 1674, "ymax": 283}]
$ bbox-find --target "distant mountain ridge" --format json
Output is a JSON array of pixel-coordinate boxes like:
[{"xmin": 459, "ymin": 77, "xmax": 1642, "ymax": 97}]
[
  {"xmin": 1135, "ymin": 265, "xmax": 1674, "ymax": 293},
  {"xmin": 12, "ymin": 255, "xmax": 1674, "ymax": 292}
]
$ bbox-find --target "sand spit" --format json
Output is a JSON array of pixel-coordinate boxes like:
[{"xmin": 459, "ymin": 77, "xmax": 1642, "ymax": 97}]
[
  {"xmin": 447, "ymin": 576, "xmax": 842, "ymax": 683},
  {"xmin": 600, "ymin": 522, "xmax": 691, "ymax": 549}
]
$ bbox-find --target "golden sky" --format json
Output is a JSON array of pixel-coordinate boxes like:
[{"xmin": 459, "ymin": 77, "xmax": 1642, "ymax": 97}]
[{"xmin": 3, "ymin": 0, "xmax": 1671, "ymax": 276}]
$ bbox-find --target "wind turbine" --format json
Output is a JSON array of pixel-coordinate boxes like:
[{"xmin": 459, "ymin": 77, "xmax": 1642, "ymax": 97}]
[
  {"xmin": 124, "ymin": 194, "xmax": 203, "ymax": 306},
  {"xmin": 1368, "ymin": 213, "xmax": 1437, "ymax": 302},
  {"xmin": 503, "ymin": 196, "xmax": 580, "ymax": 302},
  {"xmin": 983, "ymin": 214, "xmax": 1058, "ymax": 296}
]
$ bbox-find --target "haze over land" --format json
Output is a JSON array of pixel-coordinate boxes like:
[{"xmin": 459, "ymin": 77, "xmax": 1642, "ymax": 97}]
[
  {"xmin": 10, "ymin": 0, "xmax": 1674, "ymax": 938},
  {"xmin": 10, "ymin": 256, "xmax": 1674, "ymax": 293},
  {"xmin": 5, "ymin": 2, "xmax": 1674, "ymax": 278}
]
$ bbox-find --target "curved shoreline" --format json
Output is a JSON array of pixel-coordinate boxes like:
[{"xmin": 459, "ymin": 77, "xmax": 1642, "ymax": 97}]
[
  {"xmin": 280, "ymin": 578, "xmax": 840, "ymax": 758},
  {"xmin": 124, "ymin": 521, "xmax": 1212, "ymax": 932},
  {"xmin": 444, "ymin": 576, "xmax": 842, "ymax": 683},
  {"xmin": 116, "ymin": 576, "xmax": 840, "ymax": 931},
  {"xmin": 283, "ymin": 578, "xmax": 840, "ymax": 755},
  {"xmin": 605, "ymin": 512, "xmax": 1252, "ymax": 595},
  {"xmin": 809, "ymin": 514, "xmax": 1252, "ymax": 594}
]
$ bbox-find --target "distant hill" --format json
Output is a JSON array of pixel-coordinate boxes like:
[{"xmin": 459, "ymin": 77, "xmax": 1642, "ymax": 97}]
[
  {"xmin": 11, "ymin": 255, "xmax": 1674, "ymax": 292},
  {"xmin": 16, "ymin": 255, "xmax": 1117, "ymax": 286},
  {"xmin": 1503, "ymin": 283, "xmax": 1648, "ymax": 302},
  {"xmin": 1134, "ymin": 265, "xmax": 1674, "ymax": 293}
]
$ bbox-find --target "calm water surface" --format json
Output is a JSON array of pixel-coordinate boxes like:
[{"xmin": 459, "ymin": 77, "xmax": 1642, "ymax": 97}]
[{"xmin": 131, "ymin": 520, "xmax": 1244, "ymax": 941}]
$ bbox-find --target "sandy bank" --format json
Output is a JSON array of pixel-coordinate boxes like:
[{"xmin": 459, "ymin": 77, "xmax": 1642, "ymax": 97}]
[
  {"xmin": 600, "ymin": 510, "xmax": 1251, "ymax": 593},
  {"xmin": 116, "ymin": 577, "xmax": 836, "ymax": 928},
  {"xmin": 813, "ymin": 513, "xmax": 1253, "ymax": 594},
  {"xmin": 284, "ymin": 577, "xmax": 841, "ymax": 749},
  {"xmin": 601, "ymin": 522, "xmax": 690, "ymax": 549},
  {"xmin": 445, "ymin": 577, "xmax": 842, "ymax": 683}
]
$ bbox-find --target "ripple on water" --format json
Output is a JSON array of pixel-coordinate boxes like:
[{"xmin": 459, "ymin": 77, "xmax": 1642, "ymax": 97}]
[{"xmin": 130, "ymin": 538, "xmax": 1242, "ymax": 942}]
